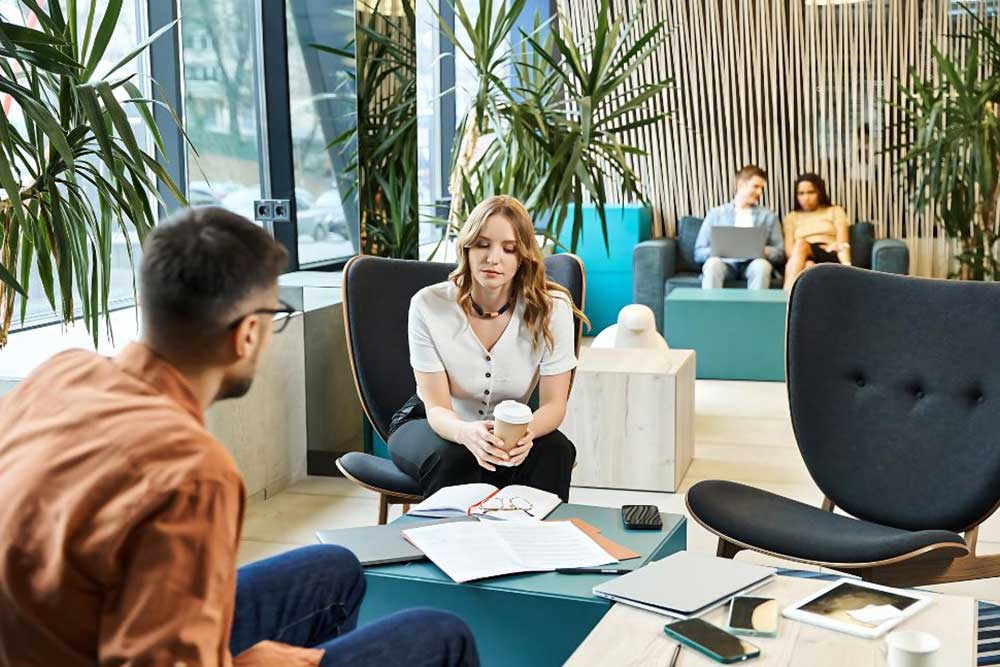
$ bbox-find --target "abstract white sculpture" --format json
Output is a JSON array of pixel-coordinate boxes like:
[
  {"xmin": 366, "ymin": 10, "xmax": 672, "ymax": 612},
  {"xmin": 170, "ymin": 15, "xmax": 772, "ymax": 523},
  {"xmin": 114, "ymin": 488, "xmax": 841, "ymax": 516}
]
[{"xmin": 591, "ymin": 304, "xmax": 669, "ymax": 350}]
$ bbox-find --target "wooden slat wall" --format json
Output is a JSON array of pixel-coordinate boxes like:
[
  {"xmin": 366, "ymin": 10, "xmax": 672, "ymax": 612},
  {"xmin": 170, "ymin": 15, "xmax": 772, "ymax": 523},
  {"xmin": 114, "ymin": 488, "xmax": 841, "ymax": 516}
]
[{"xmin": 559, "ymin": 0, "xmax": 999, "ymax": 277}]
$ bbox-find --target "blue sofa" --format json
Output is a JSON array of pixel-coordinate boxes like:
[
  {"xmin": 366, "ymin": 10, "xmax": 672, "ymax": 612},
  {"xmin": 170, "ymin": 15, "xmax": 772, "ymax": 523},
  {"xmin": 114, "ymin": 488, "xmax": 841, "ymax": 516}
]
[{"xmin": 633, "ymin": 217, "xmax": 909, "ymax": 333}]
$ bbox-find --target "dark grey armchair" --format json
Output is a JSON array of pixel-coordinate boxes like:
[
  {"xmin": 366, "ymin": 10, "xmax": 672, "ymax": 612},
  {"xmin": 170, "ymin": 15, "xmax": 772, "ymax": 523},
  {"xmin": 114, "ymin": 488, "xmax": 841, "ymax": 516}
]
[
  {"xmin": 687, "ymin": 265, "xmax": 1000, "ymax": 587},
  {"xmin": 633, "ymin": 217, "xmax": 910, "ymax": 333},
  {"xmin": 337, "ymin": 254, "xmax": 585, "ymax": 524}
]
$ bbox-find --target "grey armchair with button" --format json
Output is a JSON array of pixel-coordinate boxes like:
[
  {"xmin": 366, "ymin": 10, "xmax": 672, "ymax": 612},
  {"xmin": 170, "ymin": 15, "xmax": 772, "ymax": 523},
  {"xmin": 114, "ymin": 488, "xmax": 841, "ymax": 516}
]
[{"xmin": 686, "ymin": 265, "xmax": 1000, "ymax": 587}]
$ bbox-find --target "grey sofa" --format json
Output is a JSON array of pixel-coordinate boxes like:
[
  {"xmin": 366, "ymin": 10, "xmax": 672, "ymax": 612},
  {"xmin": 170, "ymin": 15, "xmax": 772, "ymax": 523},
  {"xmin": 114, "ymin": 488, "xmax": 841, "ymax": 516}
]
[{"xmin": 633, "ymin": 216, "xmax": 910, "ymax": 333}]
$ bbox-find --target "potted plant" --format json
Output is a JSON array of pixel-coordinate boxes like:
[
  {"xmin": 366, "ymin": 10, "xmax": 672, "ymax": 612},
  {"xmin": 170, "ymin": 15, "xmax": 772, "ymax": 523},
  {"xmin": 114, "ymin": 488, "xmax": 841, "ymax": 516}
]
[
  {"xmin": 0, "ymin": 2, "xmax": 187, "ymax": 346},
  {"xmin": 896, "ymin": 7, "xmax": 1000, "ymax": 280},
  {"xmin": 436, "ymin": 0, "xmax": 669, "ymax": 254},
  {"xmin": 432, "ymin": 0, "xmax": 669, "ymax": 329}
]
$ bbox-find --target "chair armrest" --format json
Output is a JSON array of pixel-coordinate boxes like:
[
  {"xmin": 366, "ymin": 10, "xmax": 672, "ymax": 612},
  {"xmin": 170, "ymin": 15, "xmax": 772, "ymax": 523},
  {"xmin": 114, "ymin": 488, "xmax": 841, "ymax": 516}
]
[
  {"xmin": 633, "ymin": 239, "xmax": 676, "ymax": 334},
  {"xmin": 872, "ymin": 239, "xmax": 909, "ymax": 275}
]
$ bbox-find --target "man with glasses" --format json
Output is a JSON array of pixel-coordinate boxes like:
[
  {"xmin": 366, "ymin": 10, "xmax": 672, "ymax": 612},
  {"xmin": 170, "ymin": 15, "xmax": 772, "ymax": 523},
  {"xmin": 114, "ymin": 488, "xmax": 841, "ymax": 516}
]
[{"xmin": 0, "ymin": 207, "xmax": 478, "ymax": 667}]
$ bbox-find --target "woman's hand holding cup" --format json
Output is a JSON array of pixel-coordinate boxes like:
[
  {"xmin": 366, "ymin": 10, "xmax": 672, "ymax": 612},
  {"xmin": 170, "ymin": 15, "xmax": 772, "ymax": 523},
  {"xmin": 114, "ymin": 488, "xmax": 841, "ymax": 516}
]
[
  {"xmin": 505, "ymin": 428, "xmax": 534, "ymax": 466},
  {"xmin": 457, "ymin": 420, "xmax": 509, "ymax": 471}
]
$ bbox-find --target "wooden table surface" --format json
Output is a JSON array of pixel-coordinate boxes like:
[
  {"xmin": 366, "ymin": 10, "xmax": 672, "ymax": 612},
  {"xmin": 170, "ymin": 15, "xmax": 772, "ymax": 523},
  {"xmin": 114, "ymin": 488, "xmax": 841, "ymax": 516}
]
[{"xmin": 565, "ymin": 575, "xmax": 975, "ymax": 666}]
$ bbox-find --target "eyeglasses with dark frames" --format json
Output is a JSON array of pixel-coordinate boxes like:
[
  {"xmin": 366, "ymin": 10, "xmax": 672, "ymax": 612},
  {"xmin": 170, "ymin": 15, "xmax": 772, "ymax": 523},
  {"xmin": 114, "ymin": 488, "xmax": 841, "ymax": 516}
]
[{"xmin": 228, "ymin": 300, "xmax": 297, "ymax": 334}]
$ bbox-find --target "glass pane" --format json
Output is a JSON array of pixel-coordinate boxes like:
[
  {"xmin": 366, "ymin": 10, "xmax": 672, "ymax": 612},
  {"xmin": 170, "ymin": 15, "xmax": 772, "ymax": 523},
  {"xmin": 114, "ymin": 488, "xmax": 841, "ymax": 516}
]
[
  {"xmin": 181, "ymin": 0, "xmax": 262, "ymax": 222},
  {"xmin": 287, "ymin": 0, "xmax": 359, "ymax": 266},
  {"xmin": 4, "ymin": 1, "xmax": 148, "ymax": 334}
]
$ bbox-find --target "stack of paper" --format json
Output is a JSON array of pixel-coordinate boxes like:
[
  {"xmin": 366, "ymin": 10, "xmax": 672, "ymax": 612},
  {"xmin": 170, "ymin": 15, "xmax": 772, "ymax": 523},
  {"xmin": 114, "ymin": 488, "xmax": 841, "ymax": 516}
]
[{"xmin": 402, "ymin": 520, "xmax": 617, "ymax": 582}]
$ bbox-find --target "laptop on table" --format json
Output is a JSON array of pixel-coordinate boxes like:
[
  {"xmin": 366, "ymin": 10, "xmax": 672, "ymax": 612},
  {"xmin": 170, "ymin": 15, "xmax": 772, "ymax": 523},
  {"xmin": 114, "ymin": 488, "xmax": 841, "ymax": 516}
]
[{"xmin": 710, "ymin": 226, "xmax": 768, "ymax": 260}]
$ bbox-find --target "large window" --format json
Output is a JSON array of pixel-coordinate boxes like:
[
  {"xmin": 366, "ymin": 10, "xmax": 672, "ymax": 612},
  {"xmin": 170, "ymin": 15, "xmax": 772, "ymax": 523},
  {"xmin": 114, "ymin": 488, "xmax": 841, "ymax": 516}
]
[
  {"xmin": 286, "ymin": 0, "xmax": 358, "ymax": 266},
  {"xmin": 180, "ymin": 0, "xmax": 263, "ymax": 219}
]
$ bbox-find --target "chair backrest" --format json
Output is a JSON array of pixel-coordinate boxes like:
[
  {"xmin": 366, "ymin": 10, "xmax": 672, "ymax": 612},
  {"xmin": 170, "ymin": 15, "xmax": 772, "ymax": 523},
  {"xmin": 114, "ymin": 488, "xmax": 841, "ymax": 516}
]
[
  {"xmin": 787, "ymin": 265, "xmax": 1000, "ymax": 533},
  {"xmin": 675, "ymin": 216, "xmax": 703, "ymax": 272},
  {"xmin": 343, "ymin": 254, "xmax": 586, "ymax": 440}
]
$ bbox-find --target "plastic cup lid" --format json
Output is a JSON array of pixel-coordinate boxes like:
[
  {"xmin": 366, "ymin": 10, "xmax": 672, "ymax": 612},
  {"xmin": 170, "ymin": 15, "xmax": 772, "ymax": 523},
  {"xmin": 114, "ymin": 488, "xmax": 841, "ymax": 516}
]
[{"xmin": 493, "ymin": 400, "xmax": 532, "ymax": 424}]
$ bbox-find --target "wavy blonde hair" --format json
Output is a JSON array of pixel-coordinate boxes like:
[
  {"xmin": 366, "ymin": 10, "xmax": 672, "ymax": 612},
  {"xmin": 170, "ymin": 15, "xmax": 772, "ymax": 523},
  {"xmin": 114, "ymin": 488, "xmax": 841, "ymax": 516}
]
[{"xmin": 449, "ymin": 195, "xmax": 588, "ymax": 351}]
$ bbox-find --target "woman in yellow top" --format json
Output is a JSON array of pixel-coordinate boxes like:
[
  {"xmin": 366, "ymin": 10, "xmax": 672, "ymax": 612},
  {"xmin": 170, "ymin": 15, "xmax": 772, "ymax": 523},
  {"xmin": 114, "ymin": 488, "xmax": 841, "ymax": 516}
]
[{"xmin": 782, "ymin": 173, "xmax": 851, "ymax": 289}]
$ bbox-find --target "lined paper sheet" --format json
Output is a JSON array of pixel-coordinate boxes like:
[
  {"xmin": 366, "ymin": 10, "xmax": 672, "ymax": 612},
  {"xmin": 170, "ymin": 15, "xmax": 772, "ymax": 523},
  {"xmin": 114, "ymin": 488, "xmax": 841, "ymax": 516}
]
[{"xmin": 402, "ymin": 521, "xmax": 617, "ymax": 583}]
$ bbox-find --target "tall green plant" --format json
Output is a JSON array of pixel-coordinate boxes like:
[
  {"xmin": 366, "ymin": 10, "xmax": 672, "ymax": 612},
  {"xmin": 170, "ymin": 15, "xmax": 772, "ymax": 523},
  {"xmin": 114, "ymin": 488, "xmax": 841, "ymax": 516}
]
[
  {"xmin": 896, "ymin": 7, "xmax": 1000, "ymax": 280},
  {"xmin": 0, "ymin": 1, "xmax": 186, "ymax": 345},
  {"xmin": 317, "ymin": 0, "xmax": 418, "ymax": 259},
  {"xmin": 437, "ymin": 0, "xmax": 670, "ymax": 254}
]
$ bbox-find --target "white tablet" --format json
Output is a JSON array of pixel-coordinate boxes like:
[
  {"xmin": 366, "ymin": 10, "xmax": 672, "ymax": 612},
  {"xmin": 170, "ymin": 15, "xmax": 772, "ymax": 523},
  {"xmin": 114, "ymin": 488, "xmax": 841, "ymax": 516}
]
[{"xmin": 782, "ymin": 578, "xmax": 932, "ymax": 639}]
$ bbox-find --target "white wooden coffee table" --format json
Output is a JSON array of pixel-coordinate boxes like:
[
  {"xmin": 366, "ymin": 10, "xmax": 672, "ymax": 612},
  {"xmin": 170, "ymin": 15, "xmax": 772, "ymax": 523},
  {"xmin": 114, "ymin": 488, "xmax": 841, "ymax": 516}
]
[
  {"xmin": 562, "ymin": 347, "xmax": 695, "ymax": 492},
  {"xmin": 565, "ymin": 575, "xmax": 976, "ymax": 666}
]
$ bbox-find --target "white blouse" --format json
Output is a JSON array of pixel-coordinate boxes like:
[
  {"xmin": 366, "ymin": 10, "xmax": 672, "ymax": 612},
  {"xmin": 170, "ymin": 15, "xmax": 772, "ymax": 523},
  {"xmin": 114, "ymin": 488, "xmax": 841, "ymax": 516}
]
[{"xmin": 408, "ymin": 281, "xmax": 577, "ymax": 422}]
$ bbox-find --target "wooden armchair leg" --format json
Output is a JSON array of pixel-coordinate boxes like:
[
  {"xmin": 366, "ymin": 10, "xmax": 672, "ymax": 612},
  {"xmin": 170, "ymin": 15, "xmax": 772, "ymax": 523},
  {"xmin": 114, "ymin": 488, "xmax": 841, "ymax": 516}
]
[
  {"xmin": 378, "ymin": 494, "xmax": 389, "ymax": 525},
  {"xmin": 402, "ymin": 503, "xmax": 411, "ymax": 514},
  {"xmin": 717, "ymin": 538, "xmax": 742, "ymax": 559}
]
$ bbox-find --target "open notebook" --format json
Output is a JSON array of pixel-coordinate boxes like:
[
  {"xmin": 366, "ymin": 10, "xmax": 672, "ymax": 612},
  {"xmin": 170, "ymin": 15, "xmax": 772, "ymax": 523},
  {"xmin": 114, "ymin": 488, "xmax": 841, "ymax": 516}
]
[
  {"xmin": 406, "ymin": 483, "xmax": 561, "ymax": 521},
  {"xmin": 402, "ymin": 520, "xmax": 617, "ymax": 583}
]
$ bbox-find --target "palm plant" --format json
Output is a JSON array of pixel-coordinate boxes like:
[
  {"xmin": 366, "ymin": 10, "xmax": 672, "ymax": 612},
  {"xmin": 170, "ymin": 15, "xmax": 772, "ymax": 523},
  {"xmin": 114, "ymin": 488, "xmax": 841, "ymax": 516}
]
[
  {"xmin": 437, "ymin": 0, "xmax": 670, "ymax": 254},
  {"xmin": 316, "ymin": 0, "xmax": 418, "ymax": 259},
  {"xmin": 0, "ymin": 1, "xmax": 186, "ymax": 346},
  {"xmin": 896, "ymin": 7, "xmax": 1000, "ymax": 280}
]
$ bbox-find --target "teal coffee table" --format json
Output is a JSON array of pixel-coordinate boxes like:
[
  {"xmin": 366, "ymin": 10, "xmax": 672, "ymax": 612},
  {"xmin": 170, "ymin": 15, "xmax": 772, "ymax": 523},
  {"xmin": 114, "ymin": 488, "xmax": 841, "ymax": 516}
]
[
  {"xmin": 356, "ymin": 504, "xmax": 686, "ymax": 667},
  {"xmin": 665, "ymin": 288, "xmax": 787, "ymax": 381}
]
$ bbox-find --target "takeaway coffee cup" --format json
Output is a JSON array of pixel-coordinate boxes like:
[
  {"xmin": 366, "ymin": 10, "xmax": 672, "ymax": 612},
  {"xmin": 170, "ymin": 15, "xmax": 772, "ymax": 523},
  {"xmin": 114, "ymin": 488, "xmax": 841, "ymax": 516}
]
[{"xmin": 492, "ymin": 400, "xmax": 532, "ymax": 452}]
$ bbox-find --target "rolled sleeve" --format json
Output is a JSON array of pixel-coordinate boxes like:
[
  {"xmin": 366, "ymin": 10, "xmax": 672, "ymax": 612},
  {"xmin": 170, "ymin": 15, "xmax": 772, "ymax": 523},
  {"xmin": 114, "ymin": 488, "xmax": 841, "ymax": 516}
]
[
  {"xmin": 408, "ymin": 295, "xmax": 445, "ymax": 373},
  {"xmin": 539, "ymin": 296, "xmax": 577, "ymax": 376}
]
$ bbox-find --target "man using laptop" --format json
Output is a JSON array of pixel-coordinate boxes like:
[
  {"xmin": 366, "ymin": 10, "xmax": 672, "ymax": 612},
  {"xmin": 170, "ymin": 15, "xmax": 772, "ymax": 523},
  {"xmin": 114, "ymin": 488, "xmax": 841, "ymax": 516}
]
[{"xmin": 694, "ymin": 165, "xmax": 784, "ymax": 290}]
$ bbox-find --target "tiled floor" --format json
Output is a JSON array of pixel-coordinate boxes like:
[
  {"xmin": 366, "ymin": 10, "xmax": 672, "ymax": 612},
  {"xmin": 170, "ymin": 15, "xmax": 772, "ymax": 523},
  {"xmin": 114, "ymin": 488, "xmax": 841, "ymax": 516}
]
[{"xmin": 240, "ymin": 379, "xmax": 1000, "ymax": 601}]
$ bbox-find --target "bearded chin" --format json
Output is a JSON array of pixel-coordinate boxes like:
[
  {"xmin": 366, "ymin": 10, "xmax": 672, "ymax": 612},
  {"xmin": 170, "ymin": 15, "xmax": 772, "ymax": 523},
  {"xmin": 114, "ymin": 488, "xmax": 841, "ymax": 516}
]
[{"xmin": 216, "ymin": 376, "xmax": 254, "ymax": 401}]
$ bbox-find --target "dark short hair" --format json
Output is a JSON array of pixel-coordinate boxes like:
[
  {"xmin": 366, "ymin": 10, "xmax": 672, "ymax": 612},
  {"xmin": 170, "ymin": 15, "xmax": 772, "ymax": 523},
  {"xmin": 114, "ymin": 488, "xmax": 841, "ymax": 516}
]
[
  {"xmin": 793, "ymin": 173, "xmax": 833, "ymax": 210},
  {"xmin": 735, "ymin": 164, "xmax": 767, "ymax": 184},
  {"xmin": 140, "ymin": 207, "xmax": 288, "ymax": 348}
]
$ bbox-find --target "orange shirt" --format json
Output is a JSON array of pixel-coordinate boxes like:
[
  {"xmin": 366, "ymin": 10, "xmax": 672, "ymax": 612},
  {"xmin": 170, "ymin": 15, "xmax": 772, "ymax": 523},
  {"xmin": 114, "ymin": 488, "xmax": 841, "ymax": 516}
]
[{"xmin": 0, "ymin": 343, "xmax": 321, "ymax": 667}]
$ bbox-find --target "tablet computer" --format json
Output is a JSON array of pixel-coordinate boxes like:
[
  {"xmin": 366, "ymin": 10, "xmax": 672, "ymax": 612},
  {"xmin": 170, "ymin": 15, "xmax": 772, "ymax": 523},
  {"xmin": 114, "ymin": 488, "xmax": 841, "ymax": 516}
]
[{"xmin": 782, "ymin": 578, "xmax": 931, "ymax": 639}]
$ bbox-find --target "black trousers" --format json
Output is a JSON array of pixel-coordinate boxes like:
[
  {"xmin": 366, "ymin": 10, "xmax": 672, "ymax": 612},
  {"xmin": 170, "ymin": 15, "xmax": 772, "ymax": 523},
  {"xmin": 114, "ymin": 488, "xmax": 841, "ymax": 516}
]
[{"xmin": 387, "ymin": 418, "xmax": 576, "ymax": 503}]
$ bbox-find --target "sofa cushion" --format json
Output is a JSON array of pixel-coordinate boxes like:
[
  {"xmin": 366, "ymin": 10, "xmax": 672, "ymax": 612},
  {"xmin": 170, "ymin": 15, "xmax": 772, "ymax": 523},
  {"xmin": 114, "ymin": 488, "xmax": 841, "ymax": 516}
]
[
  {"xmin": 850, "ymin": 222, "xmax": 875, "ymax": 269},
  {"xmin": 676, "ymin": 217, "xmax": 703, "ymax": 273},
  {"xmin": 666, "ymin": 273, "xmax": 783, "ymax": 294}
]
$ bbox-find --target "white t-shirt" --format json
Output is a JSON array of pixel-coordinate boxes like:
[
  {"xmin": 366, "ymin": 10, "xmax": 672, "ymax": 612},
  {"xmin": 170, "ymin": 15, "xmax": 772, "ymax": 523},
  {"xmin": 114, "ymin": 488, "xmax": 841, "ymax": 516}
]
[
  {"xmin": 735, "ymin": 207, "xmax": 754, "ymax": 228},
  {"xmin": 408, "ymin": 281, "xmax": 578, "ymax": 422}
]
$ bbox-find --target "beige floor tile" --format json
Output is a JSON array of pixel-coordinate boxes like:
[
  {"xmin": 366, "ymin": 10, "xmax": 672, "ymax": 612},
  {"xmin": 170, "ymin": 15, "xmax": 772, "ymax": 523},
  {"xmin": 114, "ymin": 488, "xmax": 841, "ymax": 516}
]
[
  {"xmin": 695, "ymin": 415, "xmax": 797, "ymax": 447},
  {"xmin": 695, "ymin": 380, "xmax": 790, "ymax": 419},
  {"xmin": 688, "ymin": 445, "xmax": 812, "ymax": 484},
  {"xmin": 284, "ymin": 475, "xmax": 379, "ymax": 500},
  {"xmin": 237, "ymin": 540, "xmax": 302, "ymax": 567},
  {"xmin": 242, "ymin": 493, "xmax": 384, "ymax": 544}
]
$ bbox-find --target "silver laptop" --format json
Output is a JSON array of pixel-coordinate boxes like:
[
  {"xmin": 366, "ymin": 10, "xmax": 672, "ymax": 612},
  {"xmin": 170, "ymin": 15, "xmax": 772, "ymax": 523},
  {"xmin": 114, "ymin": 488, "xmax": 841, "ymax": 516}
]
[
  {"xmin": 710, "ymin": 226, "xmax": 768, "ymax": 259},
  {"xmin": 315, "ymin": 517, "xmax": 475, "ymax": 566}
]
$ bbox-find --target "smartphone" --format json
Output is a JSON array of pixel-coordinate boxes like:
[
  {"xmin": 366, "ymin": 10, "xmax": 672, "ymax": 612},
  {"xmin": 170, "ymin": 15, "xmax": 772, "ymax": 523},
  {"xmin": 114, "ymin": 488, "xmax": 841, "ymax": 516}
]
[
  {"xmin": 663, "ymin": 618, "xmax": 760, "ymax": 664},
  {"xmin": 726, "ymin": 596, "xmax": 779, "ymax": 637},
  {"xmin": 621, "ymin": 504, "xmax": 662, "ymax": 530}
]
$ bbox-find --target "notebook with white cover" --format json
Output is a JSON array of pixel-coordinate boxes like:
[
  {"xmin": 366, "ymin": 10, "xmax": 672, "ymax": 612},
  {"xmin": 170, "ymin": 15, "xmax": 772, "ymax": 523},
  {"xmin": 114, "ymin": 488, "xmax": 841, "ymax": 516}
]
[
  {"xmin": 402, "ymin": 520, "xmax": 617, "ymax": 583},
  {"xmin": 406, "ymin": 483, "xmax": 560, "ymax": 521},
  {"xmin": 593, "ymin": 551, "xmax": 775, "ymax": 620}
]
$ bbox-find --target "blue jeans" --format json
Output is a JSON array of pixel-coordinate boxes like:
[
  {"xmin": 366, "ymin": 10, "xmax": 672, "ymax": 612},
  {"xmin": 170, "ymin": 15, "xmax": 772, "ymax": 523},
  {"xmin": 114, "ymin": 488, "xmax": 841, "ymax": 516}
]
[{"xmin": 230, "ymin": 545, "xmax": 479, "ymax": 667}]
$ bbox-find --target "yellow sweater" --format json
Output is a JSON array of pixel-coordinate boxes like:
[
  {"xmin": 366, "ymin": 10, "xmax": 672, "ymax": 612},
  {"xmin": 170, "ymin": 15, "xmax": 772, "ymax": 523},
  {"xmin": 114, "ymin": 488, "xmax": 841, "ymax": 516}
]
[{"xmin": 782, "ymin": 206, "xmax": 849, "ymax": 244}]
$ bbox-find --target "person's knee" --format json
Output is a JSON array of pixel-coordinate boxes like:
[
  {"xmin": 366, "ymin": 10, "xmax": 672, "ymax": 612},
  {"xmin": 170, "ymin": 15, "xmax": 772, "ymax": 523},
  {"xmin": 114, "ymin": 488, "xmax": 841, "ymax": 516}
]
[
  {"xmin": 747, "ymin": 259, "xmax": 772, "ymax": 277},
  {"xmin": 397, "ymin": 608, "xmax": 476, "ymax": 652},
  {"xmin": 295, "ymin": 544, "xmax": 366, "ymax": 597},
  {"xmin": 538, "ymin": 431, "xmax": 576, "ymax": 464},
  {"xmin": 429, "ymin": 443, "xmax": 479, "ymax": 478},
  {"xmin": 702, "ymin": 257, "xmax": 726, "ymax": 277}
]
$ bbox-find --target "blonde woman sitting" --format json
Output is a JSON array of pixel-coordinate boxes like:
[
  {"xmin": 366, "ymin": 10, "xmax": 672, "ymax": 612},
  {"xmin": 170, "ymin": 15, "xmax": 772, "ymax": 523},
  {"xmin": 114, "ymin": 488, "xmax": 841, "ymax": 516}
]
[
  {"xmin": 387, "ymin": 195, "xmax": 588, "ymax": 502},
  {"xmin": 782, "ymin": 173, "xmax": 852, "ymax": 289}
]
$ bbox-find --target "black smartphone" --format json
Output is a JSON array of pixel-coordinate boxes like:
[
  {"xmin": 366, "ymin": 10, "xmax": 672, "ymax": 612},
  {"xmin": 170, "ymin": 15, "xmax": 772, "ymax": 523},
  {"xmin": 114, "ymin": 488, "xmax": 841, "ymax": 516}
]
[
  {"xmin": 663, "ymin": 618, "xmax": 760, "ymax": 664},
  {"xmin": 621, "ymin": 504, "xmax": 662, "ymax": 530}
]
